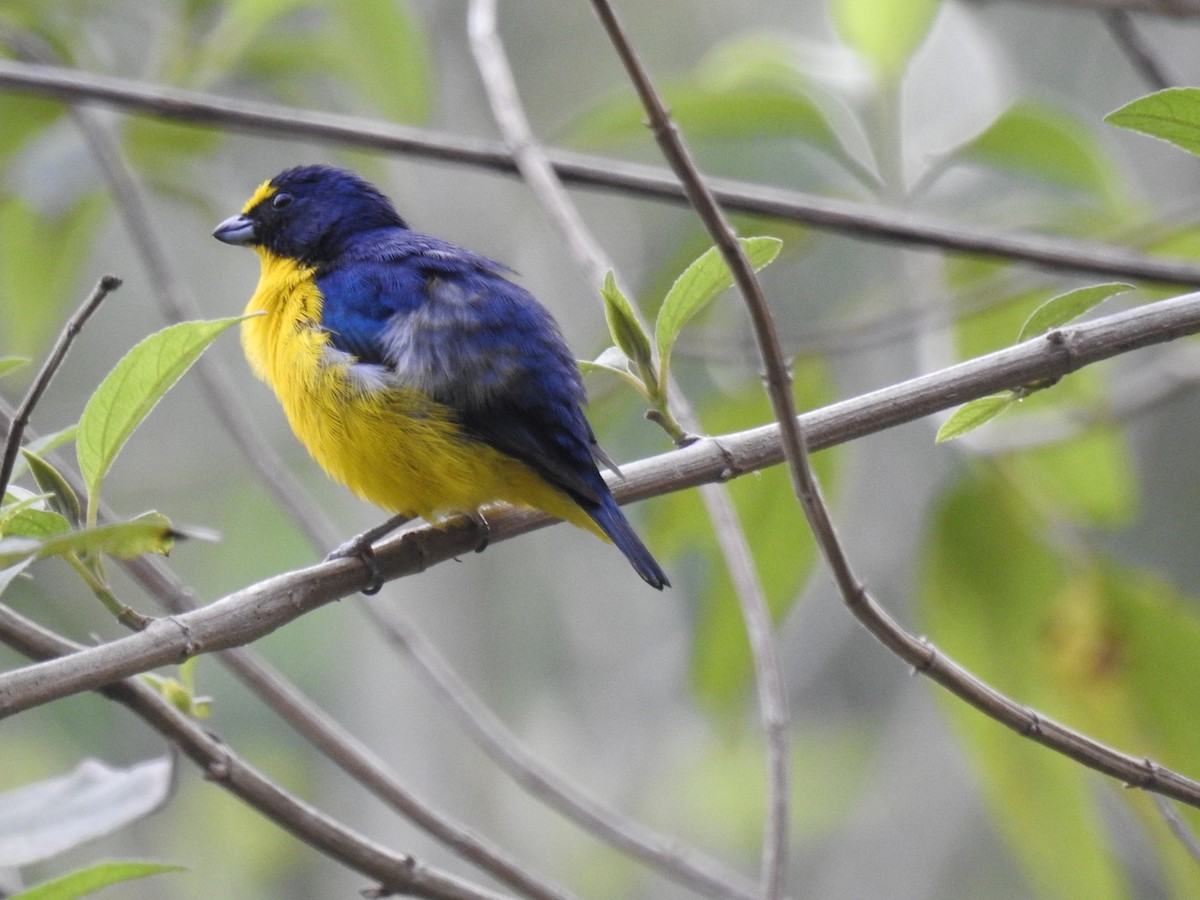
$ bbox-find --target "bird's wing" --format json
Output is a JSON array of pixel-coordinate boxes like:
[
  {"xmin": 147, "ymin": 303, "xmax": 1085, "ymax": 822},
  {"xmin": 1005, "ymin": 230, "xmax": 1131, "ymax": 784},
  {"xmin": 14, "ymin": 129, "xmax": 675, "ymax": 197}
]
[{"xmin": 317, "ymin": 238, "xmax": 607, "ymax": 507}]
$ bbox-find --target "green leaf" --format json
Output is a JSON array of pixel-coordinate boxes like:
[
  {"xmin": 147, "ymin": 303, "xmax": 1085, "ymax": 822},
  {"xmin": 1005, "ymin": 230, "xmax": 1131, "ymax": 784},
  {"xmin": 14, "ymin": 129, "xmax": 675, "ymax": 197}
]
[
  {"xmin": 565, "ymin": 33, "xmax": 866, "ymax": 180},
  {"xmin": 11, "ymin": 861, "xmax": 184, "ymax": 899},
  {"xmin": 326, "ymin": 0, "xmax": 432, "ymax": 123},
  {"xmin": 0, "ymin": 511, "xmax": 179, "ymax": 568},
  {"xmin": 600, "ymin": 273, "xmax": 654, "ymax": 379},
  {"xmin": 578, "ymin": 348, "xmax": 647, "ymax": 396},
  {"xmin": 0, "ymin": 356, "xmax": 29, "ymax": 377},
  {"xmin": 957, "ymin": 102, "xmax": 1124, "ymax": 202},
  {"xmin": 655, "ymin": 237, "xmax": 782, "ymax": 396},
  {"xmin": 1, "ymin": 507, "xmax": 72, "ymax": 541},
  {"xmin": 1094, "ymin": 565, "xmax": 1200, "ymax": 894},
  {"xmin": 142, "ymin": 659, "xmax": 213, "ymax": 719},
  {"xmin": 935, "ymin": 394, "xmax": 1015, "ymax": 443},
  {"xmin": 1106, "ymin": 88, "xmax": 1200, "ymax": 157},
  {"xmin": 1017, "ymin": 282, "xmax": 1132, "ymax": 343},
  {"xmin": 0, "ymin": 95, "xmax": 62, "ymax": 162},
  {"xmin": 830, "ymin": 0, "xmax": 940, "ymax": 84},
  {"xmin": 26, "ymin": 424, "xmax": 78, "ymax": 456},
  {"xmin": 917, "ymin": 471, "xmax": 1127, "ymax": 899},
  {"xmin": 76, "ymin": 317, "xmax": 246, "ymax": 521},
  {"xmin": 1, "ymin": 490, "xmax": 53, "ymax": 531},
  {"xmin": 22, "ymin": 450, "xmax": 82, "ymax": 526}
]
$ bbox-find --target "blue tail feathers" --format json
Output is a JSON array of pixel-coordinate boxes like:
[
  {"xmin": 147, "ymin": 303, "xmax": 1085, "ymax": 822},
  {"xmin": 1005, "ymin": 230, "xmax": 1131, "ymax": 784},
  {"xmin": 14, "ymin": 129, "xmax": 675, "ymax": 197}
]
[{"xmin": 589, "ymin": 495, "xmax": 670, "ymax": 590}]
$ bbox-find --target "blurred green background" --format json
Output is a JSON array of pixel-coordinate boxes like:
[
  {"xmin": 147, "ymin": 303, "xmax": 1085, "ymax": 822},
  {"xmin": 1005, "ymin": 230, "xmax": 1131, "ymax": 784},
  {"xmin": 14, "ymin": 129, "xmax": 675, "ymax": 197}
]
[{"xmin": 5, "ymin": 0, "xmax": 1200, "ymax": 897}]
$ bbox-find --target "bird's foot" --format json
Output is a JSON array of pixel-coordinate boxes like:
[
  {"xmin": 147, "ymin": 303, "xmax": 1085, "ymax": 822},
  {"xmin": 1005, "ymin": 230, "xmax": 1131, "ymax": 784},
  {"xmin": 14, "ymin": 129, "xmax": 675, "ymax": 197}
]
[
  {"xmin": 468, "ymin": 511, "xmax": 491, "ymax": 553},
  {"xmin": 326, "ymin": 514, "xmax": 412, "ymax": 595}
]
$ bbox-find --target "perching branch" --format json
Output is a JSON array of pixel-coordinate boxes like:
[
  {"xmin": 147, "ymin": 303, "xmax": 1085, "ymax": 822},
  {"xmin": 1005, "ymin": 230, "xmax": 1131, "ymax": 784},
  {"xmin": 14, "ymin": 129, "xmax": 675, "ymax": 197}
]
[
  {"xmin": 7, "ymin": 289, "xmax": 1200, "ymax": 806},
  {"xmin": 3, "ymin": 60, "xmax": 1200, "ymax": 285}
]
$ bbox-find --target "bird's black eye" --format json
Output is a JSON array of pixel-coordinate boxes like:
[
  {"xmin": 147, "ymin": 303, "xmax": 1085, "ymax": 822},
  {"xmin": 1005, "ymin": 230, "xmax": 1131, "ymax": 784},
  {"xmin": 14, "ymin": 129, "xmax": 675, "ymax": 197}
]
[{"xmin": 271, "ymin": 192, "xmax": 293, "ymax": 210}]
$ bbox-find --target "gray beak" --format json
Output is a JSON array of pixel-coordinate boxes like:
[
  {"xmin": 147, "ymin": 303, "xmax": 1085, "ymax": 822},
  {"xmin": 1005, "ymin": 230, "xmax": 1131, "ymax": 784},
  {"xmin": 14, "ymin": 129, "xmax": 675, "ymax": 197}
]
[{"xmin": 213, "ymin": 214, "xmax": 256, "ymax": 245}]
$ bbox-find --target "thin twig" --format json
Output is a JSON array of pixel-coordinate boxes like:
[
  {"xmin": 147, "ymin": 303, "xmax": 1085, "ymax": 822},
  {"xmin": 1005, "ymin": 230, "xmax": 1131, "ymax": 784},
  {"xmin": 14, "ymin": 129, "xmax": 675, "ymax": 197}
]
[
  {"xmin": 0, "ymin": 275, "xmax": 119, "ymax": 503},
  {"xmin": 130, "ymin": 572, "xmax": 576, "ymax": 900},
  {"xmin": 1152, "ymin": 794, "xmax": 1200, "ymax": 863},
  {"xmin": 0, "ymin": 603, "xmax": 513, "ymax": 900},
  {"xmin": 467, "ymin": 9, "xmax": 789, "ymax": 900},
  {"xmin": 3, "ymin": 60, "xmax": 1200, "ymax": 285},
  {"xmin": 1105, "ymin": 10, "xmax": 1175, "ymax": 89},
  {"xmin": 583, "ymin": 3, "xmax": 806, "ymax": 893}
]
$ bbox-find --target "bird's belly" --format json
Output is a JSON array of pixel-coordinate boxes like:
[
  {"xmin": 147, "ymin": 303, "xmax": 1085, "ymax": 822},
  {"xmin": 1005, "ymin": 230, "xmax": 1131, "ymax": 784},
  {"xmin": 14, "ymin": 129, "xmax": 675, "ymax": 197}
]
[{"xmin": 281, "ymin": 359, "xmax": 596, "ymax": 532}]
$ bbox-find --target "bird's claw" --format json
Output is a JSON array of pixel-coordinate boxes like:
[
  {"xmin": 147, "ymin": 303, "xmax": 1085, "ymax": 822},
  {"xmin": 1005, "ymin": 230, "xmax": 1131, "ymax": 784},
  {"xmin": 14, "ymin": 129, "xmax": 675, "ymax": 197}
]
[
  {"xmin": 326, "ymin": 536, "xmax": 384, "ymax": 596},
  {"xmin": 470, "ymin": 511, "xmax": 491, "ymax": 554}
]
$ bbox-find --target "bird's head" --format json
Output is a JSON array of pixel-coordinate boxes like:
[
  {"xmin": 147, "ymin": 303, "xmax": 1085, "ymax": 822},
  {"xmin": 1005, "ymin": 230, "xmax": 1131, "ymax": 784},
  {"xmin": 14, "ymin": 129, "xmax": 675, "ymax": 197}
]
[{"xmin": 213, "ymin": 165, "xmax": 406, "ymax": 264}]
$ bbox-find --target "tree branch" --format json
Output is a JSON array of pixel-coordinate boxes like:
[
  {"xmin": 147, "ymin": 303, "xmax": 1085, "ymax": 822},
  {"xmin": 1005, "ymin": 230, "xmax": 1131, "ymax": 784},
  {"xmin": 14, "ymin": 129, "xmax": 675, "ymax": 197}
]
[
  {"xmin": 6, "ymin": 289, "xmax": 1200, "ymax": 805},
  {"xmin": 1105, "ymin": 10, "xmax": 1176, "ymax": 89},
  {"xmin": 2, "ymin": 60, "xmax": 1200, "ymax": 285}
]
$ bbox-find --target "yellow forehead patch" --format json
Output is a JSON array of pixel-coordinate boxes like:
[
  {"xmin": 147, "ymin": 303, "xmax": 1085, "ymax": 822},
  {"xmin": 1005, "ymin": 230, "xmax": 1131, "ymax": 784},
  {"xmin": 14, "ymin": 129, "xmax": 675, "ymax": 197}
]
[{"xmin": 242, "ymin": 179, "xmax": 276, "ymax": 214}]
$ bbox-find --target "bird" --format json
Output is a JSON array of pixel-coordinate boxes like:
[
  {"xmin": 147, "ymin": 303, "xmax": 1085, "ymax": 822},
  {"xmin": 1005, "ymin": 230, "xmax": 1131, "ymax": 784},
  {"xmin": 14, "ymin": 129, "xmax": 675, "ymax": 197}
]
[{"xmin": 213, "ymin": 164, "xmax": 668, "ymax": 592}]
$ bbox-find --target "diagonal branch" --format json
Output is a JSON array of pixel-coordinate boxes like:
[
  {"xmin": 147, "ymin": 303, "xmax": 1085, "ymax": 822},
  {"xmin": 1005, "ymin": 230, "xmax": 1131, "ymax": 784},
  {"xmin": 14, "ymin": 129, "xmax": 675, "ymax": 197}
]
[
  {"xmin": 7, "ymin": 290, "xmax": 1200, "ymax": 809},
  {"xmin": 2, "ymin": 60, "xmax": 1200, "ymax": 285},
  {"xmin": 581, "ymin": 4, "xmax": 808, "ymax": 894}
]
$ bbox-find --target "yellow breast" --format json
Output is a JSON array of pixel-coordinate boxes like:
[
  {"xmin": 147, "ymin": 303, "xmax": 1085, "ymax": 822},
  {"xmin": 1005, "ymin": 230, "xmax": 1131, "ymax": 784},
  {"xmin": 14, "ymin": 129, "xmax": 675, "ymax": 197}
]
[{"xmin": 239, "ymin": 251, "xmax": 598, "ymax": 534}]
